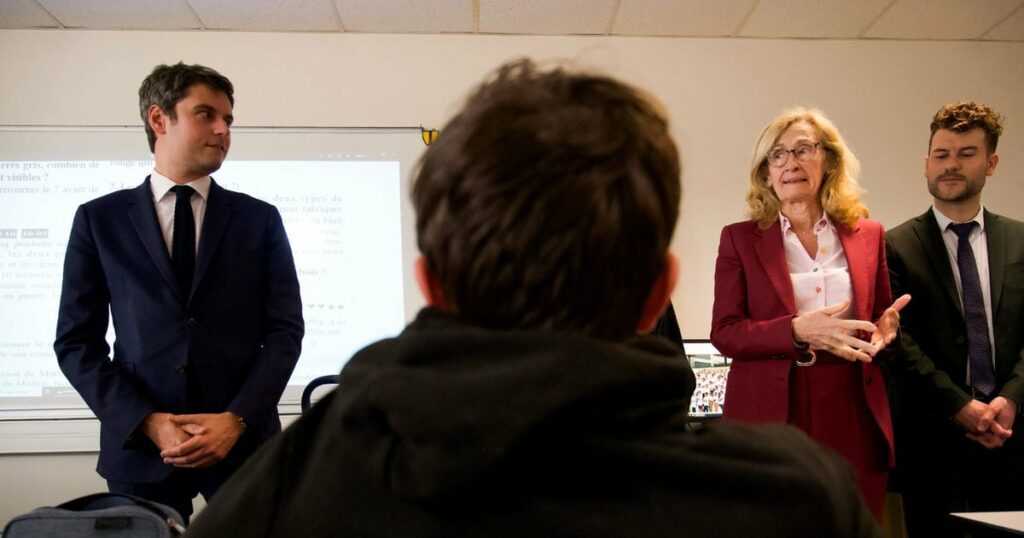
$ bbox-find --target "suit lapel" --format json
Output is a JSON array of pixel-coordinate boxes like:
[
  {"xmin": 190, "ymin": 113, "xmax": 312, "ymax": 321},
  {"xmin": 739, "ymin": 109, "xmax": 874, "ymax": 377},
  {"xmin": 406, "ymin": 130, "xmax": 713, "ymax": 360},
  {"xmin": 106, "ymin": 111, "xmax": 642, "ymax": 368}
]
[
  {"xmin": 126, "ymin": 177, "xmax": 178, "ymax": 292},
  {"xmin": 753, "ymin": 222, "xmax": 797, "ymax": 314},
  {"xmin": 192, "ymin": 178, "xmax": 233, "ymax": 300},
  {"xmin": 985, "ymin": 210, "xmax": 1006, "ymax": 313},
  {"xmin": 913, "ymin": 209, "xmax": 963, "ymax": 316},
  {"xmin": 837, "ymin": 221, "xmax": 871, "ymax": 320}
]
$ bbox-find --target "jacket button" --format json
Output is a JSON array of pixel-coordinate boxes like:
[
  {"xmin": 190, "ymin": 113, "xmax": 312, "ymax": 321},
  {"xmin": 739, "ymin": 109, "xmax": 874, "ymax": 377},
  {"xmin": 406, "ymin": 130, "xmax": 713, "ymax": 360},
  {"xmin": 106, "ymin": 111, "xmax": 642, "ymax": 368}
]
[
  {"xmin": 955, "ymin": 335, "xmax": 965, "ymax": 345},
  {"xmin": 865, "ymin": 376, "xmax": 873, "ymax": 386},
  {"xmin": 174, "ymin": 365, "xmax": 186, "ymax": 374},
  {"xmin": 186, "ymin": 317, "xmax": 197, "ymax": 327}
]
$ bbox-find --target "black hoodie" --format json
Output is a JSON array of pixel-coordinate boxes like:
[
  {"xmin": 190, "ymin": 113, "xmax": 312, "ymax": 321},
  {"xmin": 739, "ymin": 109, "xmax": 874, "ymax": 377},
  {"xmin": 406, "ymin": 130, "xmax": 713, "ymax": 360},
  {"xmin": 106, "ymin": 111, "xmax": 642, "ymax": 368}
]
[{"xmin": 188, "ymin": 308, "xmax": 881, "ymax": 537}]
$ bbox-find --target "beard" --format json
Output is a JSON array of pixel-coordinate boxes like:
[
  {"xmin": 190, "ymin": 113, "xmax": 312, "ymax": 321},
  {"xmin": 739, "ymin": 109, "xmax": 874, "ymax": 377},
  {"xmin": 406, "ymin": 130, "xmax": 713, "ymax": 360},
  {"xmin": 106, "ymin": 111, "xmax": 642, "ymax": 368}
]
[{"xmin": 927, "ymin": 172, "xmax": 985, "ymax": 203}]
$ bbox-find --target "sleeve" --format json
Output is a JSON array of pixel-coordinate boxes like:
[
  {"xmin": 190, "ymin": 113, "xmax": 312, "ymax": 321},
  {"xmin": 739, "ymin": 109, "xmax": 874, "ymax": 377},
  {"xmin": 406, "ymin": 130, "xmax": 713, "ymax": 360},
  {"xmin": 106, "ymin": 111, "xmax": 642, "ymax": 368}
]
[
  {"xmin": 652, "ymin": 302, "xmax": 684, "ymax": 352},
  {"xmin": 871, "ymin": 223, "xmax": 894, "ymax": 321},
  {"xmin": 871, "ymin": 223, "xmax": 904, "ymax": 358},
  {"xmin": 54, "ymin": 205, "xmax": 157, "ymax": 448},
  {"xmin": 225, "ymin": 206, "xmax": 305, "ymax": 427},
  {"xmin": 885, "ymin": 233, "xmax": 972, "ymax": 418},
  {"xmin": 709, "ymin": 225, "xmax": 801, "ymax": 361},
  {"xmin": 1003, "ymin": 348, "xmax": 1024, "ymax": 410}
]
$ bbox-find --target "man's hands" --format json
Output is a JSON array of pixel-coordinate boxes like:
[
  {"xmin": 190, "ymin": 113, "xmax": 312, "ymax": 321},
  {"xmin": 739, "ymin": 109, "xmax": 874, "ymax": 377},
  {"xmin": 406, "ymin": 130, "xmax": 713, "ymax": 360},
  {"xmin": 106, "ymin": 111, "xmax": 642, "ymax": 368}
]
[
  {"xmin": 141, "ymin": 412, "xmax": 192, "ymax": 453},
  {"xmin": 141, "ymin": 411, "xmax": 245, "ymax": 469},
  {"xmin": 954, "ymin": 397, "xmax": 1017, "ymax": 449}
]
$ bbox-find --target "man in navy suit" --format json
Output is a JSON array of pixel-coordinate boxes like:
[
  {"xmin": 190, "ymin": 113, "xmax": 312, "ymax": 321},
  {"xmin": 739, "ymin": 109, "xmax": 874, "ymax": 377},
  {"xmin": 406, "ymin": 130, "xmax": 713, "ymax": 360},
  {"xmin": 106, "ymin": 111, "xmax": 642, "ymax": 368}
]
[{"xmin": 54, "ymin": 62, "xmax": 304, "ymax": 521}]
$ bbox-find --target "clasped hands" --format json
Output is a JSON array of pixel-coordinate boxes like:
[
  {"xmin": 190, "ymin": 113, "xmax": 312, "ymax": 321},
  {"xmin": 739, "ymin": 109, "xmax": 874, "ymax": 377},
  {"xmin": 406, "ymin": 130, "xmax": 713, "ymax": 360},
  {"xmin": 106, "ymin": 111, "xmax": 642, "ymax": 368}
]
[
  {"xmin": 954, "ymin": 397, "xmax": 1017, "ymax": 449},
  {"xmin": 792, "ymin": 294, "xmax": 912, "ymax": 363},
  {"xmin": 141, "ymin": 411, "xmax": 245, "ymax": 469}
]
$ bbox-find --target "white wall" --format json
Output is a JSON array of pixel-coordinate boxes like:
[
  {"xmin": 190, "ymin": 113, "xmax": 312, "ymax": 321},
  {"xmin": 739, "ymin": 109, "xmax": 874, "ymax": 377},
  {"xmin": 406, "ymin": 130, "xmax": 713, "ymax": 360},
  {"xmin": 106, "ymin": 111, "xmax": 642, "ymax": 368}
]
[{"xmin": 1, "ymin": 29, "xmax": 1022, "ymax": 523}]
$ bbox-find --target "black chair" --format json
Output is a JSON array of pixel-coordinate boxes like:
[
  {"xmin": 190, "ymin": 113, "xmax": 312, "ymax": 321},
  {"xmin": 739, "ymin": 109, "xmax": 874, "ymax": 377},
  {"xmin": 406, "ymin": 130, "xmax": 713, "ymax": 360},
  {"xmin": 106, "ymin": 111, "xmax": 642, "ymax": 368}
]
[{"xmin": 300, "ymin": 374, "xmax": 339, "ymax": 412}]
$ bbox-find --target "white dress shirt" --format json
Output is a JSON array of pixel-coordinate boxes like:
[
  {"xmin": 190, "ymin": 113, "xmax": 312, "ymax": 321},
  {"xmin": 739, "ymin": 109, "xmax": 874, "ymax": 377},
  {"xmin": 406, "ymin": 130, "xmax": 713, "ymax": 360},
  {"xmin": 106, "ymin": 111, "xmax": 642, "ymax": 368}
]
[
  {"xmin": 931, "ymin": 205, "xmax": 996, "ymax": 368},
  {"xmin": 781, "ymin": 213, "xmax": 852, "ymax": 317},
  {"xmin": 149, "ymin": 171, "xmax": 210, "ymax": 256}
]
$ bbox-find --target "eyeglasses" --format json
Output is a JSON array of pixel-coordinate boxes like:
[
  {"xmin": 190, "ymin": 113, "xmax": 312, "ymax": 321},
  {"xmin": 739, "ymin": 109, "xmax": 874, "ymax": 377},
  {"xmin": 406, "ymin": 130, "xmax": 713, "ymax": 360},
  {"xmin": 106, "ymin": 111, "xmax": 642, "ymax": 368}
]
[{"xmin": 767, "ymin": 142, "xmax": 821, "ymax": 168}]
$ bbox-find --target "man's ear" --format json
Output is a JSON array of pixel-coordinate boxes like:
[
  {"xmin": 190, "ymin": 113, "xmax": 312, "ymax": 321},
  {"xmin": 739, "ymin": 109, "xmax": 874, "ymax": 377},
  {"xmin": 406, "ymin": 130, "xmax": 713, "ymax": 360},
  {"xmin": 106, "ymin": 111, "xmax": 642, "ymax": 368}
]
[
  {"xmin": 986, "ymin": 153, "xmax": 1000, "ymax": 176},
  {"xmin": 636, "ymin": 252, "xmax": 679, "ymax": 334},
  {"xmin": 414, "ymin": 256, "xmax": 450, "ymax": 310},
  {"xmin": 147, "ymin": 104, "xmax": 168, "ymax": 137}
]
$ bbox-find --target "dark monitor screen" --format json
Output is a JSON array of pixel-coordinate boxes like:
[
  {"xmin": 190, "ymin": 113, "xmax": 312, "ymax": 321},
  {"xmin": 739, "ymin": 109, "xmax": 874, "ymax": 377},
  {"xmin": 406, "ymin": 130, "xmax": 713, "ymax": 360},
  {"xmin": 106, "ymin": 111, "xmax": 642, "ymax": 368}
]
[{"xmin": 684, "ymin": 340, "xmax": 731, "ymax": 419}]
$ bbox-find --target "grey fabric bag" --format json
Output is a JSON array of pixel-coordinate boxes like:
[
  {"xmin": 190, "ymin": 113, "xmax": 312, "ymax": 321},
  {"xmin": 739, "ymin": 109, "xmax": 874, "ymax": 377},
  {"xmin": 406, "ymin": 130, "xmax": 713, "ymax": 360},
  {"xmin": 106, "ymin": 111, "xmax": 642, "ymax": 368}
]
[{"xmin": 3, "ymin": 492, "xmax": 185, "ymax": 537}]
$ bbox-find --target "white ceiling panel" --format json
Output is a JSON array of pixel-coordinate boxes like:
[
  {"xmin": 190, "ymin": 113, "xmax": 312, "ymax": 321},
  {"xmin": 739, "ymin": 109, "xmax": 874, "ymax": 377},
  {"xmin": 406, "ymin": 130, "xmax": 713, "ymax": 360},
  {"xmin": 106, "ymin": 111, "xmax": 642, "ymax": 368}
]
[
  {"xmin": 739, "ymin": 0, "xmax": 892, "ymax": 38},
  {"xmin": 36, "ymin": 0, "xmax": 200, "ymax": 29},
  {"xmin": 480, "ymin": 0, "xmax": 616, "ymax": 35},
  {"xmin": 0, "ymin": 0, "xmax": 60, "ymax": 28},
  {"xmin": 613, "ymin": 0, "xmax": 754, "ymax": 37},
  {"xmin": 190, "ymin": 0, "xmax": 340, "ymax": 31},
  {"xmin": 334, "ymin": 0, "xmax": 473, "ymax": 33},
  {"xmin": 983, "ymin": 3, "xmax": 1024, "ymax": 40},
  {"xmin": 864, "ymin": 0, "xmax": 1024, "ymax": 40},
  {"xmin": 2, "ymin": 0, "xmax": 1022, "ymax": 41}
]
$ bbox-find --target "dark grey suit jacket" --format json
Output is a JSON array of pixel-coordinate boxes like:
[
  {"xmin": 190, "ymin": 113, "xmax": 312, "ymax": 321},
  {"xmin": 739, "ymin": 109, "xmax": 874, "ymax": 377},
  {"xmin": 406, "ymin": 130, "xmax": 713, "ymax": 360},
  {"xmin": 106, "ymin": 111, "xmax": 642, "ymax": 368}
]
[{"xmin": 885, "ymin": 208, "xmax": 1024, "ymax": 423}]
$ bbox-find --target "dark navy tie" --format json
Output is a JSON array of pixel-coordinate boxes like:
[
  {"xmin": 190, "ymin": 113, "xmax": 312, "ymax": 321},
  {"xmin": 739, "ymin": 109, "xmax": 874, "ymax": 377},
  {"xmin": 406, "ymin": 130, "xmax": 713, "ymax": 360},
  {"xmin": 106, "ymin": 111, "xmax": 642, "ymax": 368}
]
[
  {"xmin": 950, "ymin": 222, "xmax": 995, "ymax": 399},
  {"xmin": 171, "ymin": 185, "xmax": 196, "ymax": 301}
]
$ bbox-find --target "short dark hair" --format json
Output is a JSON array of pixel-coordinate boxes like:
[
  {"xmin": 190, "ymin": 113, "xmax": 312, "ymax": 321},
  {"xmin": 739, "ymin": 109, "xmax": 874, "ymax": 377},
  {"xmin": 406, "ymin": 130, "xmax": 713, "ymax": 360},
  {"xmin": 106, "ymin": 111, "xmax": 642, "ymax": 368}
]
[
  {"xmin": 412, "ymin": 59, "xmax": 681, "ymax": 340},
  {"xmin": 930, "ymin": 100, "xmax": 1004, "ymax": 153},
  {"xmin": 138, "ymin": 62, "xmax": 234, "ymax": 152}
]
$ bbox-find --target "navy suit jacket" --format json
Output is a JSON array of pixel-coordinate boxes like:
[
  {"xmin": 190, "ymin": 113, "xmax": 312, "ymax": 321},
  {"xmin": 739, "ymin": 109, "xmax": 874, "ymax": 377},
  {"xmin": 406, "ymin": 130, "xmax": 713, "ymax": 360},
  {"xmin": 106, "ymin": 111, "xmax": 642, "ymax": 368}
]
[{"xmin": 55, "ymin": 177, "xmax": 304, "ymax": 483}]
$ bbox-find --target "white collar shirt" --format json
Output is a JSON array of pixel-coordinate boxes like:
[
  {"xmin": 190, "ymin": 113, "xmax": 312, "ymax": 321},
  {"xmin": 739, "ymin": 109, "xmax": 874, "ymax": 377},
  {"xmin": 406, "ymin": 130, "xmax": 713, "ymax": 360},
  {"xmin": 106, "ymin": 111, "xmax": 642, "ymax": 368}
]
[
  {"xmin": 149, "ymin": 171, "xmax": 210, "ymax": 257},
  {"xmin": 931, "ymin": 205, "xmax": 995, "ymax": 367},
  {"xmin": 780, "ymin": 213, "xmax": 852, "ymax": 317}
]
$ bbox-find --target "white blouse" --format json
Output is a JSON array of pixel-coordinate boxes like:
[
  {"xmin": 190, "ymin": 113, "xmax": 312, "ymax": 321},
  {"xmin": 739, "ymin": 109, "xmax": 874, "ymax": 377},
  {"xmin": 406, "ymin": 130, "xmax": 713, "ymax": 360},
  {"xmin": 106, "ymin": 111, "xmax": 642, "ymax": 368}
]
[{"xmin": 780, "ymin": 214, "xmax": 852, "ymax": 317}]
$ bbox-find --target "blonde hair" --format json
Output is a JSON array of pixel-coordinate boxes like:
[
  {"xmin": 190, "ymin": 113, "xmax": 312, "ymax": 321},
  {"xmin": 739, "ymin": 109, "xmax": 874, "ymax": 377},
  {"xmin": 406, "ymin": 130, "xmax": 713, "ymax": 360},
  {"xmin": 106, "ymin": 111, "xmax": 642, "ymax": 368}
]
[{"xmin": 746, "ymin": 107, "xmax": 867, "ymax": 229}]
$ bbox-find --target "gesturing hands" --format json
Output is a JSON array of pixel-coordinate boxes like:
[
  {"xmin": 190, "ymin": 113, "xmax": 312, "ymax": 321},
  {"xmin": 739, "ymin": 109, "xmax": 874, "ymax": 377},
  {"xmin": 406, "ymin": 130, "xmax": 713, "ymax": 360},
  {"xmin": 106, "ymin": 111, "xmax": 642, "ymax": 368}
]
[
  {"xmin": 792, "ymin": 295, "xmax": 911, "ymax": 363},
  {"xmin": 870, "ymin": 294, "xmax": 911, "ymax": 350},
  {"xmin": 141, "ymin": 411, "xmax": 246, "ymax": 469},
  {"xmin": 792, "ymin": 300, "xmax": 880, "ymax": 362}
]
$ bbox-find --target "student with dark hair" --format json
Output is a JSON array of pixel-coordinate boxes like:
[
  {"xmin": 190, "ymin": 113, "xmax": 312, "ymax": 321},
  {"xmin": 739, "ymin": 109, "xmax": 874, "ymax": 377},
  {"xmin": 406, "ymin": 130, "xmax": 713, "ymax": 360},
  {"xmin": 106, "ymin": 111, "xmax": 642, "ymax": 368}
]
[
  {"xmin": 188, "ymin": 59, "xmax": 880, "ymax": 537},
  {"xmin": 54, "ymin": 62, "xmax": 304, "ymax": 522}
]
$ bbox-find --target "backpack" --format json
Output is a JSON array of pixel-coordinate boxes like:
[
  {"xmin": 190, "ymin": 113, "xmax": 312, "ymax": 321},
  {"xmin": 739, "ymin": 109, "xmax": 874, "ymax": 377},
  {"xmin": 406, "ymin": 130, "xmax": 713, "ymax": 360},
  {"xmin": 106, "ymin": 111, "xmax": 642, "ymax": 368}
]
[{"xmin": 3, "ymin": 492, "xmax": 185, "ymax": 537}]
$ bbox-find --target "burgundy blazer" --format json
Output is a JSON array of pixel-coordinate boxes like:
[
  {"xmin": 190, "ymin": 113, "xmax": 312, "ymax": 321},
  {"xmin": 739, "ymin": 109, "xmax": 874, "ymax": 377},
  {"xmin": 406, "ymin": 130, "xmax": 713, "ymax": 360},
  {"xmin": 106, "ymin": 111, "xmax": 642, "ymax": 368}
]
[{"xmin": 710, "ymin": 217, "xmax": 895, "ymax": 466}]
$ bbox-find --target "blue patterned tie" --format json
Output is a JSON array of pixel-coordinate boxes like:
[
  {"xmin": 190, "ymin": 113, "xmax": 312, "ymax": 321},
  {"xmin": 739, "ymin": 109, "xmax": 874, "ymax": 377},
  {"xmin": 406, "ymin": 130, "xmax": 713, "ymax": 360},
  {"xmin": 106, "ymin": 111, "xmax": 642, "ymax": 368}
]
[
  {"xmin": 171, "ymin": 185, "xmax": 196, "ymax": 301},
  {"xmin": 950, "ymin": 222, "xmax": 995, "ymax": 399}
]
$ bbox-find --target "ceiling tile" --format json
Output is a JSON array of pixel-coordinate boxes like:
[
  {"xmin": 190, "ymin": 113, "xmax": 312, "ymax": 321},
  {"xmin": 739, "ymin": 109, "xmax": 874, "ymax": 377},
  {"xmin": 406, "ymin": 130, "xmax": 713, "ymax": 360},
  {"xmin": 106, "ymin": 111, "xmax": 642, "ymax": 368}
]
[
  {"xmin": 36, "ymin": 0, "xmax": 199, "ymax": 29},
  {"xmin": 334, "ymin": 0, "xmax": 472, "ymax": 33},
  {"xmin": 0, "ymin": 0, "xmax": 60, "ymax": 28},
  {"xmin": 864, "ymin": 0, "xmax": 1024, "ymax": 40},
  {"xmin": 983, "ymin": 3, "xmax": 1024, "ymax": 40},
  {"xmin": 739, "ymin": 0, "xmax": 892, "ymax": 38},
  {"xmin": 190, "ymin": 0, "xmax": 340, "ymax": 31},
  {"xmin": 481, "ymin": 0, "xmax": 616, "ymax": 35},
  {"xmin": 614, "ymin": 0, "xmax": 755, "ymax": 37}
]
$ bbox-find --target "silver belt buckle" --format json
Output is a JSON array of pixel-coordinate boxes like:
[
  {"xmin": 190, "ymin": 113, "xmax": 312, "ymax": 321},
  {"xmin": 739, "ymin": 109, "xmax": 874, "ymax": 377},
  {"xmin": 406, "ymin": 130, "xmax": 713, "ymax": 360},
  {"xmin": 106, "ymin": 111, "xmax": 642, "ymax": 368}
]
[{"xmin": 795, "ymin": 349, "xmax": 817, "ymax": 367}]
